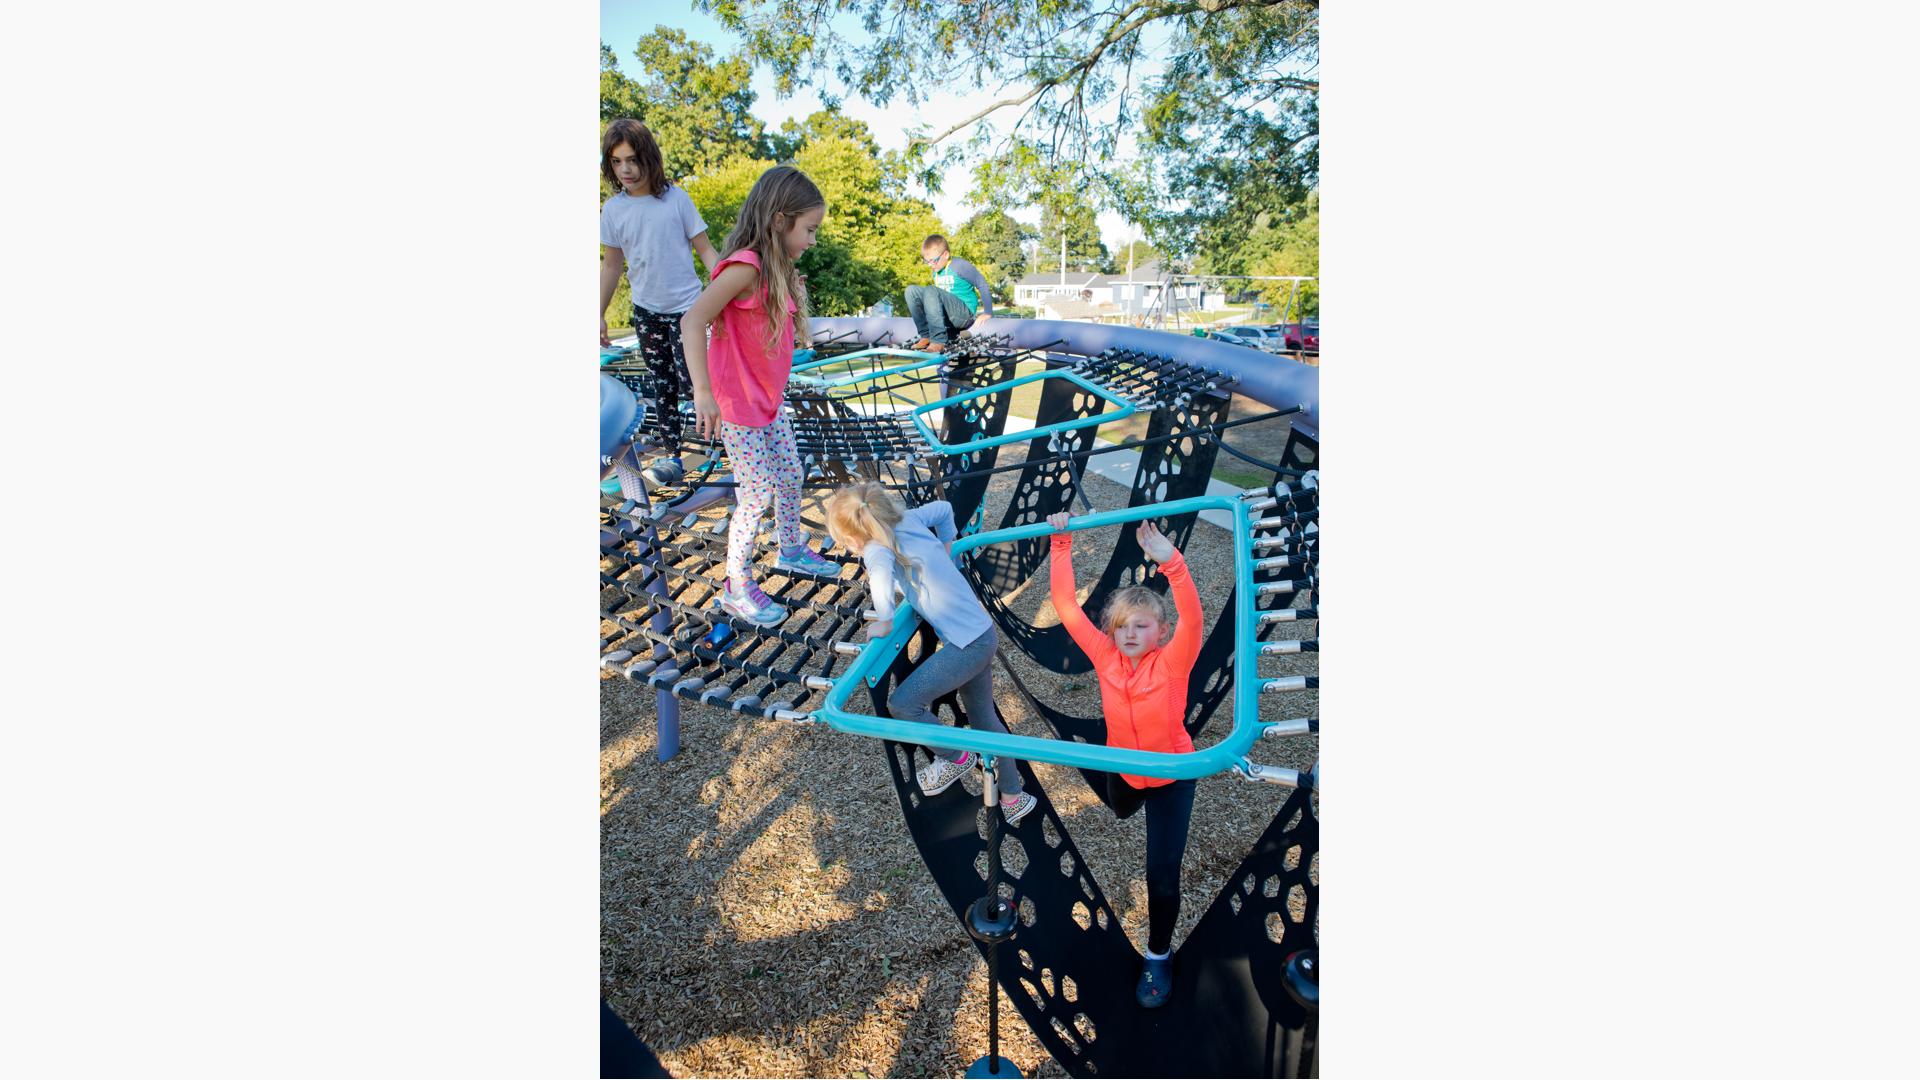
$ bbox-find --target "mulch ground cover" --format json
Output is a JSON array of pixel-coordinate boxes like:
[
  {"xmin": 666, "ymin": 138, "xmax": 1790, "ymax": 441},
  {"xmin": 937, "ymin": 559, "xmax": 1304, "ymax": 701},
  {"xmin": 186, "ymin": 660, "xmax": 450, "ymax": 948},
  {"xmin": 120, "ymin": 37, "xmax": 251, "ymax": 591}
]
[{"xmin": 603, "ymin": 436, "xmax": 1318, "ymax": 1078}]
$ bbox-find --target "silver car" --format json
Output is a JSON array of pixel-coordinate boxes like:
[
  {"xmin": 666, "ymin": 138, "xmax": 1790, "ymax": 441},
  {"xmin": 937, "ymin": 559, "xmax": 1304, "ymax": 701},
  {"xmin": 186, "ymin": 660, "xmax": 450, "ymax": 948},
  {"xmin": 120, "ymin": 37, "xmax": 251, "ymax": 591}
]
[{"xmin": 1216, "ymin": 326, "xmax": 1289, "ymax": 354}]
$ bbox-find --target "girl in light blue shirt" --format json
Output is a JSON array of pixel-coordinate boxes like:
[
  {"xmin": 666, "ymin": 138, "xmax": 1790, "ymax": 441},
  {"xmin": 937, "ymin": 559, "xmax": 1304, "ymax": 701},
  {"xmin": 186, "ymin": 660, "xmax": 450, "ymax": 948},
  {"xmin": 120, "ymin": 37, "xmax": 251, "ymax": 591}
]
[{"xmin": 825, "ymin": 483, "xmax": 1034, "ymax": 823}]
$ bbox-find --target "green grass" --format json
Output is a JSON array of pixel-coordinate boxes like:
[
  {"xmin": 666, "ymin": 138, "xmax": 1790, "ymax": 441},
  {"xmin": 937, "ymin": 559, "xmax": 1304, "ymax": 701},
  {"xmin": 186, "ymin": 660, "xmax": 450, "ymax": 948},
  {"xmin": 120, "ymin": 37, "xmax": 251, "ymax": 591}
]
[{"xmin": 1210, "ymin": 463, "xmax": 1275, "ymax": 490}]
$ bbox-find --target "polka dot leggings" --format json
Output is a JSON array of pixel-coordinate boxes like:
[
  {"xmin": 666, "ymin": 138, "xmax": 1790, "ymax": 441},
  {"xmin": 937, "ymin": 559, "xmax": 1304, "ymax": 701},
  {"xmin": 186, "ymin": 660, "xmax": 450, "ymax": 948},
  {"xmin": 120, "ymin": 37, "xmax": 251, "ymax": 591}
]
[{"xmin": 720, "ymin": 411, "xmax": 804, "ymax": 585}]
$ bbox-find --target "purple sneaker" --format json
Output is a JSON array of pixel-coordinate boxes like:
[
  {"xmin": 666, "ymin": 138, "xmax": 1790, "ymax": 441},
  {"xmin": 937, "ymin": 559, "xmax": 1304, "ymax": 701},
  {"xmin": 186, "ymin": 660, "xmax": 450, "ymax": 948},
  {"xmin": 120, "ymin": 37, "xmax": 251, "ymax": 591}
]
[
  {"xmin": 718, "ymin": 580, "xmax": 787, "ymax": 627},
  {"xmin": 775, "ymin": 545, "xmax": 840, "ymax": 577}
]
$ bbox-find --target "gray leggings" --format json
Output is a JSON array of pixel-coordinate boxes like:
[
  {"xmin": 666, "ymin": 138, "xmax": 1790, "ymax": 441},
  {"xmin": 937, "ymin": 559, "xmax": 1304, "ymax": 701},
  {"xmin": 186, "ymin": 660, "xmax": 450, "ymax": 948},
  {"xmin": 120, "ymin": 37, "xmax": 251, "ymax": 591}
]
[{"xmin": 886, "ymin": 627, "xmax": 1024, "ymax": 796}]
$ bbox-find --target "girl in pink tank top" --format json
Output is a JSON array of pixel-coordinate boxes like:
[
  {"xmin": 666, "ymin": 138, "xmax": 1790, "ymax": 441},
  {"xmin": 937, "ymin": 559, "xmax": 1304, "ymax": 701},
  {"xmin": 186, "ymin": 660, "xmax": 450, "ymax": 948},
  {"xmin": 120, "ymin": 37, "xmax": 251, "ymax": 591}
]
[{"xmin": 679, "ymin": 166, "xmax": 840, "ymax": 628}]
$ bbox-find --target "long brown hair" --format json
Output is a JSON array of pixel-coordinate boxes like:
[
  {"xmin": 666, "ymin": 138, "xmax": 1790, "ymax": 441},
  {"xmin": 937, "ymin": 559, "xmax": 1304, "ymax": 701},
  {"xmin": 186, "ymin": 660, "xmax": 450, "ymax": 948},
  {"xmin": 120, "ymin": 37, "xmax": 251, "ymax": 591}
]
[
  {"xmin": 717, "ymin": 165, "xmax": 822, "ymax": 349},
  {"xmin": 825, "ymin": 483, "xmax": 922, "ymax": 594},
  {"xmin": 600, "ymin": 119, "xmax": 667, "ymax": 197}
]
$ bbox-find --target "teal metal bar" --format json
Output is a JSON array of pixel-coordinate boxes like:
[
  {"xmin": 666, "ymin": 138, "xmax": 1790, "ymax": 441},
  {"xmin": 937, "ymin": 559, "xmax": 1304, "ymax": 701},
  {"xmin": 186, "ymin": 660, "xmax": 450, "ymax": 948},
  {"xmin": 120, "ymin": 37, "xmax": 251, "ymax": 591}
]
[
  {"xmin": 790, "ymin": 346, "xmax": 943, "ymax": 383},
  {"xmin": 814, "ymin": 494, "xmax": 1265, "ymax": 780},
  {"xmin": 908, "ymin": 369, "xmax": 1139, "ymax": 457}
]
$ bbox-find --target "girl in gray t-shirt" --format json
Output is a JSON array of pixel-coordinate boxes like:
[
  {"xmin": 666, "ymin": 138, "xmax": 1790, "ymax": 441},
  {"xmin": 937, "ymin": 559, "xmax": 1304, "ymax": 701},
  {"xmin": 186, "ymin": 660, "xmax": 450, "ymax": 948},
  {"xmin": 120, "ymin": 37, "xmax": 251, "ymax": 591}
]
[
  {"xmin": 599, "ymin": 120, "xmax": 719, "ymax": 482},
  {"xmin": 825, "ymin": 483, "xmax": 1035, "ymax": 824}
]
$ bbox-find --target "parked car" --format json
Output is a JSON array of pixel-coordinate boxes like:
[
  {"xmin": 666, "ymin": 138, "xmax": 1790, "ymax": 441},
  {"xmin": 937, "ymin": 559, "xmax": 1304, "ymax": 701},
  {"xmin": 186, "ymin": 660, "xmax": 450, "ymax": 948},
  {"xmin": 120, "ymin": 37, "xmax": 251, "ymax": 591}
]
[
  {"xmin": 1270, "ymin": 321, "xmax": 1319, "ymax": 352},
  {"xmin": 1213, "ymin": 326, "xmax": 1288, "ymax": 353}
]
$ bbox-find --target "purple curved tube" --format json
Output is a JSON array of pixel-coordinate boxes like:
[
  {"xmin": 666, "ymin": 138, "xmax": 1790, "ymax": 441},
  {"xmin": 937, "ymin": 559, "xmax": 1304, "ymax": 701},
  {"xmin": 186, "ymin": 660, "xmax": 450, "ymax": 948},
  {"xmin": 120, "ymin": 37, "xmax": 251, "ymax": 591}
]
[{"xmin": 809, "ymin": 317, "xmax": 1319, "ymax": 434}]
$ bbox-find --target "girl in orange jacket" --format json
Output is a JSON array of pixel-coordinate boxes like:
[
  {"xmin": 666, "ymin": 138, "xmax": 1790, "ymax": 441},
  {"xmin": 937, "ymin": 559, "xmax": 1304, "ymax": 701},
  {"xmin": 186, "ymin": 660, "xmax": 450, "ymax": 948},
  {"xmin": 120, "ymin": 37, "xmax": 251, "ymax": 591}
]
[{"xmin": 1047, "ymin": 512, "xmax": 1202, "ymax": 1009}]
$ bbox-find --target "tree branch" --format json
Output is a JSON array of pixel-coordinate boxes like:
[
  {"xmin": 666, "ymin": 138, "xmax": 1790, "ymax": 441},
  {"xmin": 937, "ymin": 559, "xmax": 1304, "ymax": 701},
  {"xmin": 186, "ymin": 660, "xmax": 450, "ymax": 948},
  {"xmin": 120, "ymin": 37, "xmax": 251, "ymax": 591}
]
[
  {"xmin": 908, "ymin": 0, "xmax": 1174, "ymax": 150},
  {"xmin": 903, "ymin": 0, "xmax": 1310, "ymax": 151}
]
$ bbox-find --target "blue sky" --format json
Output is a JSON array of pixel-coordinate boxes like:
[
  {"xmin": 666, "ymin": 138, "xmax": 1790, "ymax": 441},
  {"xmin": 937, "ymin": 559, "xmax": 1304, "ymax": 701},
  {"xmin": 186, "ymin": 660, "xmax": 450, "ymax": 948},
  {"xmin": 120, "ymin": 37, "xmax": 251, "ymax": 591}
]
[{"xmin": 599, "ymin": 0, "xmax": 1144, "ymax": 253}]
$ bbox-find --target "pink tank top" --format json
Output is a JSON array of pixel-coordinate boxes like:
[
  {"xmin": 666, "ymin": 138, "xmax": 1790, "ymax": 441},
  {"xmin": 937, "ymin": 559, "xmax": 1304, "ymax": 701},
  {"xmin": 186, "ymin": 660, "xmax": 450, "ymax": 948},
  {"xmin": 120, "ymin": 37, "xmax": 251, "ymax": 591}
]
[{"xmin": 706, "ymin": 248, "xmax": 794, "ymax": 427}]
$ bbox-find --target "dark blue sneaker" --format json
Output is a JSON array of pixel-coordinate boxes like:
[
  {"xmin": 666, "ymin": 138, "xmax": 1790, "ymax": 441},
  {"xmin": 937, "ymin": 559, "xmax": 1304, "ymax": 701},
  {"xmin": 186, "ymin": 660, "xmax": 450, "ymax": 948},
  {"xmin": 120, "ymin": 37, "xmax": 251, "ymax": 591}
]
[{"xmin": 1135, "ymin": 954, "xmax": 1172, "ymax": 1009}]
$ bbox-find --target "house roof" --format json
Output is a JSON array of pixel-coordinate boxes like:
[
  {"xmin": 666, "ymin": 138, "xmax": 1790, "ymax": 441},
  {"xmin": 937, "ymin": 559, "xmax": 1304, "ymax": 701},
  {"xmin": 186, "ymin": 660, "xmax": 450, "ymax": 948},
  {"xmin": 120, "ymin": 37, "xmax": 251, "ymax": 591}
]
[
  {"xmin": 1015, "ymin": 271, "xmax": 1102, "ymax": 289},
  {"xmin": 1092, "ymin": 260, "xmax": 1170, "ymax": 285}
]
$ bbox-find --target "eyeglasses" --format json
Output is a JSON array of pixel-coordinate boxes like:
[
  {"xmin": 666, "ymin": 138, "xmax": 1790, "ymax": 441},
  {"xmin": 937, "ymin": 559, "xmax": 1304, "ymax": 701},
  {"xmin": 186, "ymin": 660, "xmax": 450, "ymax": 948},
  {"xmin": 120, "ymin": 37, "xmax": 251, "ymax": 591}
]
[{"xmin": 922, "ymin": 254, "xmax": 946, "ymax": 265}]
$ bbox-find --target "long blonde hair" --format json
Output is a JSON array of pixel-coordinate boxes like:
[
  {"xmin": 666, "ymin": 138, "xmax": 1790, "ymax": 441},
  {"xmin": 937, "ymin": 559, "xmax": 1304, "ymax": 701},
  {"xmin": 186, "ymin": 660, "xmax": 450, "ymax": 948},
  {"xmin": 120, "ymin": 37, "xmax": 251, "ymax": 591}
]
[
  {"xmin": 825, "ymin": 483, "xmax": 923, "ymax": 594},
  {"xmin": 717, "ymin": 164, "xmax": 821, "ymax": 351}
]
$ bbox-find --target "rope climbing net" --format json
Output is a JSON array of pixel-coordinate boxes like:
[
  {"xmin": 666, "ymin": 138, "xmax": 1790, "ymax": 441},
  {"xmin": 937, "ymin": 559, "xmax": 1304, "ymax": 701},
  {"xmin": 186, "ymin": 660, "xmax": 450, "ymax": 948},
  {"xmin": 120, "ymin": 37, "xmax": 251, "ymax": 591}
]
[{"xmin": 601, "ymin": 317, "xmax": 1320, "ymax": 1077}]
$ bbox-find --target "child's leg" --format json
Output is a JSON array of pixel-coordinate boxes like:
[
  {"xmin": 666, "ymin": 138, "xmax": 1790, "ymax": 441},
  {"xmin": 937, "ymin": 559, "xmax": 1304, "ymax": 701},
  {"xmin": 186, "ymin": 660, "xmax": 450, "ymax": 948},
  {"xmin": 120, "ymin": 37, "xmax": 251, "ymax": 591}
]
[
  {"xmin": 904, "ymin": 285, "xmax": 932, "ymax": 341},
  {"xmin": 633, "ymin": 305, "xmax": 686, "ymax": 451},
  {"xmin": 764, "ymin": 411, "xmax": 807, "ymax": 551},
  {"xmin": 720, "ymin": 421, "xmax": 778, "ymax": 587},
  {"xmin": 1107, "ymin": 773, "xmax": 1148, "ymax": 820},
  {"xmin": 886, "ymin": 630, "xmax": 997, "ymax": 764},
  {"xmin": 950, "ymin": 629, "xmax": 1023, "ymax": 796},
  {"xmin": 933, "ymin": 288, "xmax": 977, "ymax": 342},
  {"xmin": 1141, "ymin": 778, "xmax": 1198, "ymax": 955}
]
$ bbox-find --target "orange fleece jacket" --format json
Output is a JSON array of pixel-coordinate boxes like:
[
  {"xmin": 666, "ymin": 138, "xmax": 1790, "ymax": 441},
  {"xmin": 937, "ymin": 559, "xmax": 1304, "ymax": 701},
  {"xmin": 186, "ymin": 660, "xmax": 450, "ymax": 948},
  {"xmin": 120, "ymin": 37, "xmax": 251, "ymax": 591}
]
[{"xmin": 1049, "ymin": 533, "xmax": 1202, "ymax": 789}]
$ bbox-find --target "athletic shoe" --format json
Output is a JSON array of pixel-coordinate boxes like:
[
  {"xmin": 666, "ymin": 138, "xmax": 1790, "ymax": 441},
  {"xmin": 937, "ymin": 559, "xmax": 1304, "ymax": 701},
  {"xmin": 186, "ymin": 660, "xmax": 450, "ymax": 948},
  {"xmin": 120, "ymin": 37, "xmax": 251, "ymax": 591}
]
[
  {"xmin": 1000, "ymin": 792, "xmax": 1037, "ymax": 825},
  {"xmin": 909, "ymin": 337, "xmax": 933, "ymax": 350},
  {"xmin": 719, "ymin": 581, "xmax": 787, "ymax": 627},
  {"xmin": 641, "ymin": 457, "xmax": 686, "ymax": 486},
  {"xmin": 775, "ymin": 545, "xmax": 840, "ymax": 577},
  {"xmin": 1135, "ymin": 955, "xmax": 1173, "ymax": 1009},
  {"xmin": 917, "ymin": 751, "xmax": 976, "ymax": 796}
]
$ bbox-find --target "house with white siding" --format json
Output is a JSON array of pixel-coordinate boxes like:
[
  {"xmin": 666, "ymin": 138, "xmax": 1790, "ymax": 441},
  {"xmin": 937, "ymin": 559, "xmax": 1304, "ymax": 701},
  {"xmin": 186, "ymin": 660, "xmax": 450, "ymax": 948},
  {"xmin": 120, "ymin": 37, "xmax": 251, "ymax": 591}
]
[{"xmin": 1012, "ymin": 261, "xmax": 1211, "ymax": 322}]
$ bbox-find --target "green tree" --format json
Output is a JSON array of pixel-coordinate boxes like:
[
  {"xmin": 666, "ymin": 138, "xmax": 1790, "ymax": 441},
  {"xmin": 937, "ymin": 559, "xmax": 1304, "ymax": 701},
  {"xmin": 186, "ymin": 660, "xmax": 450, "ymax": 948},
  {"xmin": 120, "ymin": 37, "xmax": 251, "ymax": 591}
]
[
  {"xmin": 1109, "ymin": 238, "xmax": 1166, "ymax": 274},
  {"xmin": 1037, "ymin": 202, "xmax": 1111, "ymax": 275},
  {"xmin": 794, "ymin": 133, "xmax": 950, "ymax": 312},
  {"xmin": 1246, "ymin": 195, "xmax": 1317, "ymax": 317},
  {"xmin": 765, "ymin": 108, "xmax": 876, "ymax": 163},
  {"xmin": 599, "ymin": 44, "xmax": 645, "ymax": 125},
  {"xmin": 951, "ymin": 209, "xmax": 1035, "ymax": 302},
  {"xmin": 600, "ymin": 28, "xmax": 767, "ymax": 182}
]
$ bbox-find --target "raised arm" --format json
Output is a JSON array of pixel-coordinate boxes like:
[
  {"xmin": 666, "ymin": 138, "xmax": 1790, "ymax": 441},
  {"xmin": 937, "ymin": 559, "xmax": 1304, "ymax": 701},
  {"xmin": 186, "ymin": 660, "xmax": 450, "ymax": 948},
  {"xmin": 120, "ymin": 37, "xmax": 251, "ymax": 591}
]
[
  {"xmin": 1159, "ymin": 549, "xmax": 1204, "ymax": 666},
  {"xmin": 1137, "ymin": 522, "xmax": 1204, "ymax": 666},
  {"xmin": 1047, "ymin": 518, "xmax": 1113, "ymax": 660}
]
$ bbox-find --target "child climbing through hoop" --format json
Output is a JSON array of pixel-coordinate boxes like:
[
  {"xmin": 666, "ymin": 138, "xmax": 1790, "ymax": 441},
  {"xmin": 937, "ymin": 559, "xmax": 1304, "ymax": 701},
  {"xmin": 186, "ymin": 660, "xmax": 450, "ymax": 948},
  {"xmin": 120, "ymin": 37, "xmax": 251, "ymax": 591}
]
[
  {"xmin": 599, "ymin": 119, "xmax": 718, "ymax": 486},
  {"xmin": 681, "ymin": 165, "xmax": 840, "ymax": 627},
  {"xmin": 826, "ymin": 483, "xmax": 1036, "ymax": 824},
  {"xmin": 1046, "ymin": 511, "xmax": 1203, "ymax": 1009}
]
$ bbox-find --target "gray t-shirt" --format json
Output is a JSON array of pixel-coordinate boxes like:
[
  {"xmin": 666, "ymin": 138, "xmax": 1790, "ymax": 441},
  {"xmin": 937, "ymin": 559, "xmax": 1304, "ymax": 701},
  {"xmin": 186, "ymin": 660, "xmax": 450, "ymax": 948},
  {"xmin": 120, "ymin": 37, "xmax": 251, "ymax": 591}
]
[
  {"xmin": 864, "ymin": 501, "xmax": 993, "ymax": 649},
  {"xmin": 600, "ymin": 186, "xmax": 708, "ymax": 315}
]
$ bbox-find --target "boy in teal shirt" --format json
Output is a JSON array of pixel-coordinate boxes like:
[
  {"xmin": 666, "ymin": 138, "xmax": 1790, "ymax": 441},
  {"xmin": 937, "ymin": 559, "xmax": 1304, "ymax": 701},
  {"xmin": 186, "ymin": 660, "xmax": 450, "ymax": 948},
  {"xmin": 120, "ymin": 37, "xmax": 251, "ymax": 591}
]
[{"xmin": 906, "ymin": 234, "xmax": 994, "ymax": 353}]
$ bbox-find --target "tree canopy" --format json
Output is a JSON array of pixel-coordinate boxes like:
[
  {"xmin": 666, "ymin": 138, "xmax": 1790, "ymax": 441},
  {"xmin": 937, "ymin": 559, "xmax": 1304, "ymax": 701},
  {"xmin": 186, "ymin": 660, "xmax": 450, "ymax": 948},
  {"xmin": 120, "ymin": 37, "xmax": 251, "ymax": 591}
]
[
  {"xmin": 1036, "ymin": 201, "xmax": 1113, "ymax": 275},
  {"xmin": 696, "ymin": 0, "xmax": 1319, "ymax": 267},
  {"xmin": 600, "ymin": 30, "xmax": 765, "ymax": 181},
  {"xmin": 950, "ymin": 209, "xmax": 1035, "ymax": 299}
]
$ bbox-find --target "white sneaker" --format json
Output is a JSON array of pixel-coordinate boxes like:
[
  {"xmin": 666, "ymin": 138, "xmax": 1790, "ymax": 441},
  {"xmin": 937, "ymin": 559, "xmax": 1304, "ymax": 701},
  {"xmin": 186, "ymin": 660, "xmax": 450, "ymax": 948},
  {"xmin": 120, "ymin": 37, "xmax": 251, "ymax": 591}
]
[{"xmin": 916, "ymin": 751, "xmax": 976, "ymax": 796}]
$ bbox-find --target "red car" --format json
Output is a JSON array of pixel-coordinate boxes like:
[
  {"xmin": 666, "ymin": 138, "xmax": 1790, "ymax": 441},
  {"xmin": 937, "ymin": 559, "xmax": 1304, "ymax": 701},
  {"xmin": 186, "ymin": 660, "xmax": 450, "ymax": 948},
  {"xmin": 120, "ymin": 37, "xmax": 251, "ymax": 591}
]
[{"xmin": 1271, "ymin": 322, "xmax": 1319, "ymax": 352}]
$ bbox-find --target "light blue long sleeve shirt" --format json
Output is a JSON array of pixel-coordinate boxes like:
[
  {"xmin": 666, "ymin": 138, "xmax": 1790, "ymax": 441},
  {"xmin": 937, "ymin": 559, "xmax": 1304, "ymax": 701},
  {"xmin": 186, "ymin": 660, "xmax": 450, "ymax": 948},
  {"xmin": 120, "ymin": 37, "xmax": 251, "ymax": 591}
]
[{"xmin": 863, "ymin": 501, "xmax": 994, "ymax": 649}]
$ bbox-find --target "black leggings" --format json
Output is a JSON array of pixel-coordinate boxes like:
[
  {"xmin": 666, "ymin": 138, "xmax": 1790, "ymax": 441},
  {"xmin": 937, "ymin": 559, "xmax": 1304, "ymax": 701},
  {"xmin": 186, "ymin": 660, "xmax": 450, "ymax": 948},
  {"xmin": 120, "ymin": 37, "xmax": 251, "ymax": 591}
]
[
  {"xmin": 630, "ymin": 304, "xmax": 691, "ymax": 450},
  {"xmin": 1108, "ymin": 775, "xmax": 1197, "ymax": 955}
]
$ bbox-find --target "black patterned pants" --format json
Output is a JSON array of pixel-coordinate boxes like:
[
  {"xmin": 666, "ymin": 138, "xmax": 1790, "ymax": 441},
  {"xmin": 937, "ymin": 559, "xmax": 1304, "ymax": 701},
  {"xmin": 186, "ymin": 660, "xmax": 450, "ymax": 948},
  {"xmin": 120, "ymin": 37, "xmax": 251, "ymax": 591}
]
[{"xmin": 631, "ymin": 304, "xmax": 692, "ymax": 451}]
